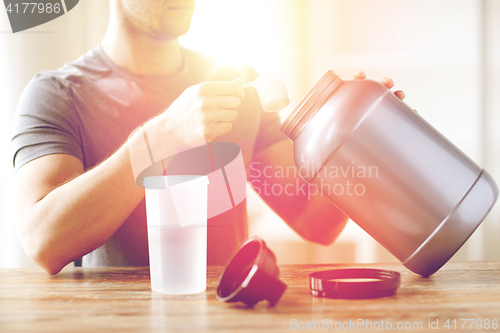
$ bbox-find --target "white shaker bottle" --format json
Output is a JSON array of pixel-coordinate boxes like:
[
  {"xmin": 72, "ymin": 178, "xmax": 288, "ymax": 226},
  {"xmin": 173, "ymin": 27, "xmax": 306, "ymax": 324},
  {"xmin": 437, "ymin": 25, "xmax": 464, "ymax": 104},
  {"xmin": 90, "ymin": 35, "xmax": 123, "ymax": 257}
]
[{"xmin": 144, "ymin": 175, "xmax": 209, "ymax": 294}]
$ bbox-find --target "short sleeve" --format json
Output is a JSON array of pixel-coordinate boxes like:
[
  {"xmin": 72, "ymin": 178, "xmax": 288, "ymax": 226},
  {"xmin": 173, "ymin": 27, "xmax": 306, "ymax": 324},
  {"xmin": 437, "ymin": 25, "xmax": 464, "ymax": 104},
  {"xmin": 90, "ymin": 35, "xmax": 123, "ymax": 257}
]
[{"xmin": 11, "ymin": 72, "xmax": 84, "ymax": 171}]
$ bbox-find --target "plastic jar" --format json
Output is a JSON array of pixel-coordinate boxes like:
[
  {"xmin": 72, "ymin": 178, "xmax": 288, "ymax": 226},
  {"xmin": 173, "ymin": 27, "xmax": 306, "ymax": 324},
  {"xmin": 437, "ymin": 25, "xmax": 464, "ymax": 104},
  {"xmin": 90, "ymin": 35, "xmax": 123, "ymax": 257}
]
[{"xmin": 281, "ymin": 71, "xmax": 498, "ymax": 276}]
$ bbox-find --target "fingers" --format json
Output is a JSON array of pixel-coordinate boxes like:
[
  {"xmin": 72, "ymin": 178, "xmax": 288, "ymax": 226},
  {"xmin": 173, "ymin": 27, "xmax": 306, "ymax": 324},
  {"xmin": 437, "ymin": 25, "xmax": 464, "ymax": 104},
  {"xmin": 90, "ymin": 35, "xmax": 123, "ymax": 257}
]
[
  {"xmin": 353, "ymin": 71, "xmax": 366, "ymax": 79},
  {"xmin": 380, "ymin": 77, "xmax": 405, "ymax": 101},
  {"xmin": 381, "ymin": 77, "xmax": 394, "ymax": 89},
  {"xmin": 208, "ymin": 96, "xmax": 242, "ymax": 110},
  {"xmin": 199, "ymin": 78, "xmax": 245, "ymax": 99},
  {"xmin": 203, "ymin": 107, "xmax": 238, "ymax": 123},
  {"xmin": 193, "ymin": 79, "xmax": 245, "ymax": 142},
  {"xmin": 201, "ymin": 107, "xmax": 238, "ymax": 141},
  {"xmin": 215, "ymin": 109, "xmax": 238, "ymax": 122},
  {"xmin": 217, "ymin": 122, "xmax": 233, "ymax": 135},
  {"xmin": 394, "ymin": 90, "xmax": 406, "ymax": 100}
]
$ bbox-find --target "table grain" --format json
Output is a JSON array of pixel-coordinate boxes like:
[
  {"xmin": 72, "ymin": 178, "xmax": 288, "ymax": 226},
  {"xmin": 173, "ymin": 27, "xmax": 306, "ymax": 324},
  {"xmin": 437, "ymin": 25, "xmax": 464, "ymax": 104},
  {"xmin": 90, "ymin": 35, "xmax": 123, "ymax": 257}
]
[{"xmin": 1, "ymin": 262, "xmax": 500, "ymax": 332}]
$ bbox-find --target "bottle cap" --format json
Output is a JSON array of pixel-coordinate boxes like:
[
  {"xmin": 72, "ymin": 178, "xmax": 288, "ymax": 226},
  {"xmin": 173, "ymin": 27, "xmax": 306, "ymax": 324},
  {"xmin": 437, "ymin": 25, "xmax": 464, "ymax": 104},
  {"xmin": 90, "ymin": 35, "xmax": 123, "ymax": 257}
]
[{"xmin": 217, "ymin": 236, "xmax": 287, "ymax": 307}]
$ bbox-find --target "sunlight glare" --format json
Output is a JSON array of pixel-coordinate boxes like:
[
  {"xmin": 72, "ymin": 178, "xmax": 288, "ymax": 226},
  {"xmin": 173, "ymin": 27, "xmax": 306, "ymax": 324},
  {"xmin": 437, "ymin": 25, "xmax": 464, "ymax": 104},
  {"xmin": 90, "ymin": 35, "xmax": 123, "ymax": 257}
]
[{"xmin": 180, "ymin": 0, "xmax": 279, "ymax": 74}]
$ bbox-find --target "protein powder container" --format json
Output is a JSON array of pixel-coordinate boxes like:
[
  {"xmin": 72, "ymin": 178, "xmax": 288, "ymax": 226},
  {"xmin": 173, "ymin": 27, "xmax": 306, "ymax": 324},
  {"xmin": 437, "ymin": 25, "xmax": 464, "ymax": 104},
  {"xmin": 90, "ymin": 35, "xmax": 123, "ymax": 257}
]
[{"xmin": 281, "ymin": 70, "xmax": 498, "ymax": 276}]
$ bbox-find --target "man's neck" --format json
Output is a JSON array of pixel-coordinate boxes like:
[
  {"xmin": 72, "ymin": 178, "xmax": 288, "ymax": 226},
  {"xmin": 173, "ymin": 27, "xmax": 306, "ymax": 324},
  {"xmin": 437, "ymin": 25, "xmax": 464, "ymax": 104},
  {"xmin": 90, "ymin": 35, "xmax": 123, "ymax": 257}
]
[{"xmin": 100, "ymin": 24, "xmax": 183, "ymax": 76}]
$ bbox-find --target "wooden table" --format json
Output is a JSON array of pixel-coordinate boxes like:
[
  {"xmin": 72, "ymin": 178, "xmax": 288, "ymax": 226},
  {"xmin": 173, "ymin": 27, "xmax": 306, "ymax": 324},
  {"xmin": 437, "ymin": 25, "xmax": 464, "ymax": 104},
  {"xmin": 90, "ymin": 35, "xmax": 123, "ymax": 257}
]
[{"xmin": 1, "ymin": 262, "xmax": 500, "ymax": 332}]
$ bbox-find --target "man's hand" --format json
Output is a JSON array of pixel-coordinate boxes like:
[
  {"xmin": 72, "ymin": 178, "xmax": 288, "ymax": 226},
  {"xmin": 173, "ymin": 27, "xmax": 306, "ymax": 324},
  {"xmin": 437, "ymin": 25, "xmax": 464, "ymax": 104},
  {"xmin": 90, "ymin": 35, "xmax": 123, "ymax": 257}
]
[
  {"xmin": 145, "ymin": 78, "xmax": 245, "ymax": 146},
  {"xmin": 353, "ymin": 71, "xmax": 406, "ymax": 101}
]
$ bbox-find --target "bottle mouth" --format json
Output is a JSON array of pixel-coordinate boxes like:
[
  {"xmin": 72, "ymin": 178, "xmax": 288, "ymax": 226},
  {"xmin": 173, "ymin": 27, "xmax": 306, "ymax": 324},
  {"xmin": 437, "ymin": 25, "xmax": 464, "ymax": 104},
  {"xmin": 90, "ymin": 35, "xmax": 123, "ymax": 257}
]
[{"xmin": 280, "ymin": 70, "xmax": 342, "ymax": 140}]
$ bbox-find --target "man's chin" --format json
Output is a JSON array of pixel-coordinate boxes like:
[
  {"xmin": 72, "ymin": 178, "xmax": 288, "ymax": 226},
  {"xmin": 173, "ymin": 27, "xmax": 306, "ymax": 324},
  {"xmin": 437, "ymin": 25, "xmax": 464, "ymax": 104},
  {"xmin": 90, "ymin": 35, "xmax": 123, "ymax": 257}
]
[{"xmin": 149, "ymin": 25, "xmax": 191, "ymax": 41}]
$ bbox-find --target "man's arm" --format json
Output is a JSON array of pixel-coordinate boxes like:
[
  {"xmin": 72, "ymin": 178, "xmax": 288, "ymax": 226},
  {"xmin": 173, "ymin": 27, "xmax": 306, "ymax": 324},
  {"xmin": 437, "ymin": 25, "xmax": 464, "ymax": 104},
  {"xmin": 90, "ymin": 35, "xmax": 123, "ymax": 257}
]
[
  {"xmin": 14, "ymin": 148, "xmax": 144, "ymax": 275},
  {"xmin": 14, "ymin": 79, "xmax": 245, "ymax": 275},
  {"xmin": 251, "ymin": 140, "xmax": 348, "ymax": 245}
]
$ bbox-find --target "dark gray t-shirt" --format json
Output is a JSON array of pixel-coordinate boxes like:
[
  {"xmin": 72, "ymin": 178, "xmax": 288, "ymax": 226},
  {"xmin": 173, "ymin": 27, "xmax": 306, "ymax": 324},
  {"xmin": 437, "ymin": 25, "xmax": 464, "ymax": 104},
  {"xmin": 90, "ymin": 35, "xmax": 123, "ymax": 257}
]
[{"xmin": 11, "ymin": 45, "xmax": 286, "ymax": 266}]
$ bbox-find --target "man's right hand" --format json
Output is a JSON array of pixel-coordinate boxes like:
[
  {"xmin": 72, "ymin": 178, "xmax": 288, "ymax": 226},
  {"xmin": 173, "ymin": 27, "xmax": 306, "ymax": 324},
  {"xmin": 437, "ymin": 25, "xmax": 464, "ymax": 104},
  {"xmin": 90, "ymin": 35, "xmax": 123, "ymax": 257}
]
[
  {"xmin": 127, "ymin": 78, "xmax": 245, "ymax": 180},
  {"xmin": 146, "ymin": 78, "xmax": 245, "ymax": 145}
]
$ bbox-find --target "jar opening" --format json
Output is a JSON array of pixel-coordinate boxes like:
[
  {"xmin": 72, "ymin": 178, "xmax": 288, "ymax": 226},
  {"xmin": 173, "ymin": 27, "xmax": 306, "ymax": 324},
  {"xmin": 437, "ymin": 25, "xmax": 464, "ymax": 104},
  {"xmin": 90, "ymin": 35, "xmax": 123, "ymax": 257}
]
[{"xmin": 281, "ymin": 71, "xmax": 343, "ymax": 140}]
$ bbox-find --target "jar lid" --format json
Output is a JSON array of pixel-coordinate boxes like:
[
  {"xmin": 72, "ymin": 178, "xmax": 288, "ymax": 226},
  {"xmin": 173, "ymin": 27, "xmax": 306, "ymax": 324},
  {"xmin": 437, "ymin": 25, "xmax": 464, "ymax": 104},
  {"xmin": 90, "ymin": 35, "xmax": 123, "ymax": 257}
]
[
  {"xmin": 281, "ymin": 71, "xmax": 342, "ymax": 139},
  {"xmin": 310, "ymin": 268, "xmax": 401, "ymax": 299}
]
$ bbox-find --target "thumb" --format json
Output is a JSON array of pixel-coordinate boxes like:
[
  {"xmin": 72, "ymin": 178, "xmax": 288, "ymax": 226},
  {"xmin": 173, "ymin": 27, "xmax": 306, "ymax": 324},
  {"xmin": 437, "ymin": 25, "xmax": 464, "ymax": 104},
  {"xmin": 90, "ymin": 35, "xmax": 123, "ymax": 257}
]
[
  {"xmin": 231, "ymin": 78, "xmax": 245, "ymax": 99},
  {"xmin": 234, "ymin": 77, "xmax": 245, "ymax": 85}
]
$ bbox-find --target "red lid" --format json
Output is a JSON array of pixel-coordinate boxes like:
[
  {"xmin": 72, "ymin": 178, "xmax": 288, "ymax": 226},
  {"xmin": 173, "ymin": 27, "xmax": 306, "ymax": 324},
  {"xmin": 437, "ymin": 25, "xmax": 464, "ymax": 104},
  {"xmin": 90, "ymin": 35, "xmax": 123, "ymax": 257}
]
[{"xmin": 281, "ymin": 71, "xmax": 343, "ymax": 140}]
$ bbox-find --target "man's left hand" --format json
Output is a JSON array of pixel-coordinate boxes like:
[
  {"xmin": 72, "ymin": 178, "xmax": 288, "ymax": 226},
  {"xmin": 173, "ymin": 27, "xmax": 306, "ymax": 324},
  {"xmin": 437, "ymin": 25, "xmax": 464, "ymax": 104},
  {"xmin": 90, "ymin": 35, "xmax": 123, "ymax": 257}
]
[{"xmin": 354, "ymin": 71, "xmax": 406, "ymax": 101}]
